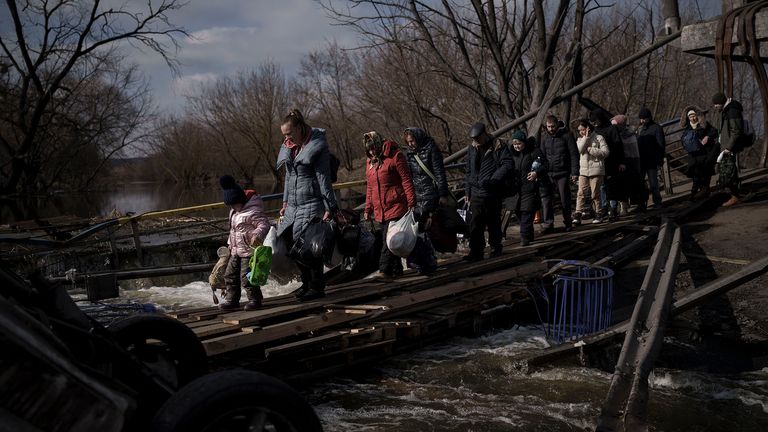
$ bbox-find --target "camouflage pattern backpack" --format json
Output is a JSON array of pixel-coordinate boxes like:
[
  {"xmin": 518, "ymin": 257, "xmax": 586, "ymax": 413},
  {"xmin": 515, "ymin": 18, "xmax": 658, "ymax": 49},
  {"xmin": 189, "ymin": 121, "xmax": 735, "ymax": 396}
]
[{"xmin": 717, "ymin": 152, "xmax": 739, "ymax": 188}]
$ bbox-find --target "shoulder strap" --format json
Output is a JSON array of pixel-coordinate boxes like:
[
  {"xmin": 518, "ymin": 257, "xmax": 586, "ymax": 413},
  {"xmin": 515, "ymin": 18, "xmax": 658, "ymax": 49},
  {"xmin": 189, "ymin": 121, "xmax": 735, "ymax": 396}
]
[
  {"xmin": 414, "ymin": 154, "xmax": 458, "ymax": 202},
  {"xmin": 414, "ymin": 154, "xmax": 437, "ymax": 184}
]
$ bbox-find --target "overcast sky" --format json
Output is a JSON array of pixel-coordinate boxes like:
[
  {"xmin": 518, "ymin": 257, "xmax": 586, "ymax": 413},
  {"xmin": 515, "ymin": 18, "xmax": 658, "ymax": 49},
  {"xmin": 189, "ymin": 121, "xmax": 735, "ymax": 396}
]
[{"xmin": 130, "ymin": 0, "xmax": 360, "ymax": 114}]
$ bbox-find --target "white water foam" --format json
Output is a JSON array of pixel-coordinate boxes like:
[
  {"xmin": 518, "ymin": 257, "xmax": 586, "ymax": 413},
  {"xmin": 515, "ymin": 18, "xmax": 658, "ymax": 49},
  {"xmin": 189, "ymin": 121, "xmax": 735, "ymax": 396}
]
[
  {"xmin": 120, "ymin": 278, "xmax": 301, "ymax": 310},
  {"xmin": 651, "ymin": 369, "xmax": 768, "ymax": 414}
]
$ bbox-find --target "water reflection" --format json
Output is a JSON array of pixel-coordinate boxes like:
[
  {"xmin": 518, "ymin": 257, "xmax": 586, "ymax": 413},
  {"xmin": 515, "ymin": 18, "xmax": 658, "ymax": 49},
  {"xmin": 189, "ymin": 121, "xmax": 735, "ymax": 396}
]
[
  {"xmin": 2, "ymin": 182, "xmax": 274, "ymax": 223},
  {"xmin": 3, "ymin": 180, "xmax": 364, "ymax": 224}
]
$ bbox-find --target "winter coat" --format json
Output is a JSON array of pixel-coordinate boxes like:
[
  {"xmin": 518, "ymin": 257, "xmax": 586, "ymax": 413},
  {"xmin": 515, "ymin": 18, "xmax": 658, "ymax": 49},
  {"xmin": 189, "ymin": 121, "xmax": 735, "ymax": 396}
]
[
  {"xmin": 637, "ymin": 121, "xmax": 666, "ymax": 170},
  {"xmin": 227, "ymin": 193, "xmax": 271, "ymax": 258},
  {"xmin": 365, "ymin": 140, "xmax": 417, "ymax": 223},
  {"xmin": 617, "ymin": 125, "xmax": 640, "ymax": 159},
  {"xmin": 577, "ymin": 132, "xmax": 610, "ymax": 177},
  {"xmin": 538, "ymin": 127, "xmax": 579, "ymax": 178},
  {"xmin": 594, "ymin": 124, "xmax": 625, "ymax": 176},
  {"xmin": 464, "ymin": 139, "xmax": 514, "ymax": 200},
  {"xmin": 684, "ymin": 121, "xmax": 720, "ymax": 179},
  {"xmin": 276, "ymin": 128, "xmax": 338, "ymax": 239},
  {"xmin": 404, "ymin": 127, "xmax": 449, "ymax": 213},
  {"xmin": 716, "ymin": 99, "xmax": 746, "ymax": 151},
  {"xmin": 509, "ymin": 138, "xmax": 548, "ymax": 212}
]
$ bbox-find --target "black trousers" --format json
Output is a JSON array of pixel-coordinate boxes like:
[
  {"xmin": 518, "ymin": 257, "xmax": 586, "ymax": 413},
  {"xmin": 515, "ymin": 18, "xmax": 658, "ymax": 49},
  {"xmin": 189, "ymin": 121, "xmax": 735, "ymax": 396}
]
[
  {"xmin": 379, "ymin": 220, "xmax": 404, "ymax": 275},
  {"xmin": 541, "ymin": 175, "xmax": 572, "ymax": 228},
  {"xmin": 468, "ymin": 196, "xmax": 502, "ymax": 257}
]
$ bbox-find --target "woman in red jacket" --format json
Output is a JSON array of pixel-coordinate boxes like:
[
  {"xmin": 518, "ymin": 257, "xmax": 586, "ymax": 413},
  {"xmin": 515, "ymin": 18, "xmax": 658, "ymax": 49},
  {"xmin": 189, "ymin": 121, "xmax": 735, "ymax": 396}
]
[{"xmin": 363, "ymin": 131, "xmax": 416, "ymax": 279}]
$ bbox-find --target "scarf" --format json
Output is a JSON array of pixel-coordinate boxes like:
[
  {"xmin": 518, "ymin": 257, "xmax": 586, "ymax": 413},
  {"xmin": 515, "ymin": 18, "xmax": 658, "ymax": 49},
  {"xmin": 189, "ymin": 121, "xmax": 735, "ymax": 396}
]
[
  {"xmin": 283, "ymin": 126, "xmax": 311, "ymax": 157},
  {"xmin": 364, "ymin": 131, "xmax": 384, "ymax": 168}
]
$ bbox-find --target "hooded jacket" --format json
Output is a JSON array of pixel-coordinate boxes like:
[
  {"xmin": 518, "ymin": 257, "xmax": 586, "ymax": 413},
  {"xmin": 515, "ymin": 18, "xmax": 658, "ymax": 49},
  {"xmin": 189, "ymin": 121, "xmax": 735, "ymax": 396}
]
[
  {"xmin": 227, "ymin": 192, "xmax": 271, "ymax": 258},
  {"xmin": 681, "ymin": 106, "xmax": 720, "ymax": 178},
  {"xmin": 404, "ymin": 127, "xmax": 450, "ymax": 212},
  {"xmin": 509, "ymin": 137, "xmax": 548, "ymax": 212},
  {"xmin": 365, "ymin": 140, "xmax": 417, "ymax": 223},
  {"xmin": 594, "ymin": 123, "xmax": 625, "ymax": 176},
  {"xmin": 276, "ymin": 128, "xmax": 338, "ymax": 238},
  {"xmin": 636, "ymin": 119, "xmax": 667, "ymax": 170},
  {"xmin": 577, "ymin": 131, "xmax": 610, "ymax": 177},
  {"xmin": 464, "ymin": 138, "xmax": 514, "ymax": 200},
  {"xmin": 716, "ymin": 99, "xmax": 745, "ymax": 151},
  {"xmin": 538, "ymin": 126, "xmax": 579, "ymax": 178}
]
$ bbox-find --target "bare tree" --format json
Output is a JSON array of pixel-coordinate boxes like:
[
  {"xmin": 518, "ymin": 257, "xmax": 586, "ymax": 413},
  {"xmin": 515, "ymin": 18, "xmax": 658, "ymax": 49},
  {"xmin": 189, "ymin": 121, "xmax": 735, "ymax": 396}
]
[
  {"xmin": 300, "ymin": 41, "xmax": 361, "ymax": 171},
  {"xmin": 320, "ymin": 0, "xmax": 574, "ymax": 129},
  {"xmin": 186, "ymin": 62, "xmax": 293, "ymax": 191},
  {"xmin": 150, "ymin": 116, "xmax": 217, "ymax": 185},
  {"xmin": 0, "ymin": 0, "xmax": 187, "ymax": 194}
]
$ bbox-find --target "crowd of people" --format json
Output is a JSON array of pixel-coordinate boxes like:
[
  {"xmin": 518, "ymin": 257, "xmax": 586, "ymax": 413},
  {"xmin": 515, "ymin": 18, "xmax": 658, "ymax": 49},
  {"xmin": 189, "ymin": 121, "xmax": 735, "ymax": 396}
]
[{"xmin": 212, "ymin": 92, "xmax": 750, "ymax": 310}]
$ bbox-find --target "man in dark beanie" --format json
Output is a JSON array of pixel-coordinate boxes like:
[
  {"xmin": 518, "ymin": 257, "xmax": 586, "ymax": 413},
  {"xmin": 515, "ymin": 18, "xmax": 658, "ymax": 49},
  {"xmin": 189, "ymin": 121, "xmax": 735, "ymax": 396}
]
[
  {"xmin": 636, "ymin": 107, "xmax": 666, "ymax": 210},
  {"xmin": 220, "ymin": 174, "xmax": 247, "ymax": 206},
  {"xmin": 712, "ymin": 92, "xmax": 745, "ymax": 206}
]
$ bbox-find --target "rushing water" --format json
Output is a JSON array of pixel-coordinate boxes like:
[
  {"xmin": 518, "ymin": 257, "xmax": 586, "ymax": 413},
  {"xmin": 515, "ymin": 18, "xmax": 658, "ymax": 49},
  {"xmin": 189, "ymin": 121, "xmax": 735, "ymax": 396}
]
[{"xmin": 108, "ymin": 282, "xmax": 768, "ymax": 432}]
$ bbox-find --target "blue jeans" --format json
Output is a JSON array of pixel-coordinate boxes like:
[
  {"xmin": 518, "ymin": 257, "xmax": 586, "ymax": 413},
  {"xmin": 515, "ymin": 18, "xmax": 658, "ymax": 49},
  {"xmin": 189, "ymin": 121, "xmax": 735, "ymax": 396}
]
[{"xmin": 645, "ymin": 168, "xmax": 662, "ymax": 206}]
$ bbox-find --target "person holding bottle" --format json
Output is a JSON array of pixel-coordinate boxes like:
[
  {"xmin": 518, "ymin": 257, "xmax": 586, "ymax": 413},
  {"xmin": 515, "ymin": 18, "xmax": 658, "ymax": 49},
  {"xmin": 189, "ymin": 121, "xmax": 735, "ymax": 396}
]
[{"xmin": 508, "ymin": 130, "xmax": 548, "ymax": 246}]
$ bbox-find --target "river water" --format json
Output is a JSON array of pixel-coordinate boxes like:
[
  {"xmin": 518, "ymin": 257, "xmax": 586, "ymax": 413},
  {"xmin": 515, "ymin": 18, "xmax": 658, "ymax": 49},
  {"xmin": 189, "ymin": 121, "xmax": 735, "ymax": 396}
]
[{"xmin": 113, "ymin": 282, "xmax": 768, "ymax": 432}]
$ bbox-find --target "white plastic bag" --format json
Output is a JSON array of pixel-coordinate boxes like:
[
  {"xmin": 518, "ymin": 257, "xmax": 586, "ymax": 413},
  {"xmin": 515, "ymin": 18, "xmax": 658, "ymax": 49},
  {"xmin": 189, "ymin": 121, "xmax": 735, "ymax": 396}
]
[
  {"xmin": 264, "ymin": 226, "xmax": 300, "ymax": 285},
  {"xmin": 386, "ymin": 210, "xmax": 418, "ymax": 258}
]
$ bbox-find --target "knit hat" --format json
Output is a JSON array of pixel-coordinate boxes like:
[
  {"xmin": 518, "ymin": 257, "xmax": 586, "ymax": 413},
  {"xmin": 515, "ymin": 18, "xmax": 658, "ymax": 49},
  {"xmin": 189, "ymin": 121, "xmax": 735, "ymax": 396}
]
[
  {"xmin": 687, "ymin": 110, "xmax": 697, "ymax": 117},
  {"xmin": 712, "ymin": 92, "xmax": 727, "ymax": 105},
  {"xmin": 611, "ymin": 114, "xmax": 627, "ymax": 125},
  {"xmin": 638, "ymin": 107, "xmax": 652, "ymax": 119},
  {"xmin": 219, "ymin": 175, "xmax": 246, "ymax": 206},
  {"xmin": 469, "ymin": 122, "xmax": 486, "ymax": 139},
  {"xmin": 510, "ymin": 129, "xmax": 526, "ymax": 143}
]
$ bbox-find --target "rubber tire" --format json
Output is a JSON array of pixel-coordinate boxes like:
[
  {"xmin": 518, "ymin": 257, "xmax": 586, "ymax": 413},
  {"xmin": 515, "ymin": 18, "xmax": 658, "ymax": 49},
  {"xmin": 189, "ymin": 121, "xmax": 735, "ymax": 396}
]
[
  {"xmin": 108, "ymin": 313, "xmax": 208, "ymax": 388},
  {"xmin": 149, "ymin": 369, "xmax": 323, "ymax": 432}
]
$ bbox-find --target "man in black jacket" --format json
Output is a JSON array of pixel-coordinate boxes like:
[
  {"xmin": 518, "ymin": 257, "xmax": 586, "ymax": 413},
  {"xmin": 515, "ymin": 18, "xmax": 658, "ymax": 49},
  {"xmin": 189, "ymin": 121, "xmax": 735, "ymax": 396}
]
[
  {"xmin": 712, "ymin": 92, "xmax": 745, "ymax": 207},
  {"xmin": 637, "ymin": 107, "xmax": 666, "ymax": 210},
  {"xmin": 539, "ymin": 115, "xmax": 579, "ymax": 232},
  {"xmin": 464, "ymin": 122, "xmax": 514, "ymax": 261}
]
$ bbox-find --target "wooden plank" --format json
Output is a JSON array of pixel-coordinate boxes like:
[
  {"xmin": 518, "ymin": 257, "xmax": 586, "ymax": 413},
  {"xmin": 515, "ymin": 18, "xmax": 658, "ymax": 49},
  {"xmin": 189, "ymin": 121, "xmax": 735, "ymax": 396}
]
[
  {"xmin": 204, "ymin": 311, "xmax": 353, "ymax": 355},
  {"xmin": 167, "ymin": 306, "xmax": 216, "ymax": 319},
  {"xmin": 298, "ymin": 340, "xmax": 397, "ymax": 363},
  {"xmin": 377, "ymin": 262, "xmax": 546, "ymax": 311},
  {"xmin": 192, "ymin": 322, "xmax": 242, "ymax": 338},
  {"xmin": 204, "ymin": 262, "xmax": 545, "ymax": 356},
  {"xmin": 264, "ymin": 331, "xmax": 347, "ymax": 358},
  {"xmin": 683, "ymin": 253, "xmax": 750, "ymax": 266},
  {"xmin": 325, "ymin": 304, "xmax": 389, "ymax": 314},
  {"xmin": 185, "ymin": 320, "xmax": 219, "ymax": 329},
  {"xmin": 673, "ymin": 254, "xmax": 768, "ymax": 315},
  {"xmin": 221, "ymin": 304, "xmax": 316, "ymax": 326}
]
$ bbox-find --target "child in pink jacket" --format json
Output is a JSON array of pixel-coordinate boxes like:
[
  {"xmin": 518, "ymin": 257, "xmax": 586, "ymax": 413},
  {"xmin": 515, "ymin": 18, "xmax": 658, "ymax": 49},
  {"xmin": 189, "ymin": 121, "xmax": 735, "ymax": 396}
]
[{"xmin": 219, "ymin": 175, "xmax": 271, "ymax": 311}]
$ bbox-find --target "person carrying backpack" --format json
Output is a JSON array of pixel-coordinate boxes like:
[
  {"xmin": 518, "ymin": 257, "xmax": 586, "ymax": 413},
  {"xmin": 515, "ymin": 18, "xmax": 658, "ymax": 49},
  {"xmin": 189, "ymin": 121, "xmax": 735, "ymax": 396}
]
[
  {"xmin": 680, "ymin": 106, "xmax": 719, "ymax": 200},
  {"xmin": 712, "ymin": 92, "xmax": 747, "ymax": 206}
]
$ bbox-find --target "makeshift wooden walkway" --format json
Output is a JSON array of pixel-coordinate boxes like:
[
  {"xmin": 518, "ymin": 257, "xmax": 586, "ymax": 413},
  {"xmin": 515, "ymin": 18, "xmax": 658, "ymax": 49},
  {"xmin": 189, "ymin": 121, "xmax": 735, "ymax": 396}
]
[{"xmin": 164, "ymin": 215, "xmax": 672, "ymax": 379}]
